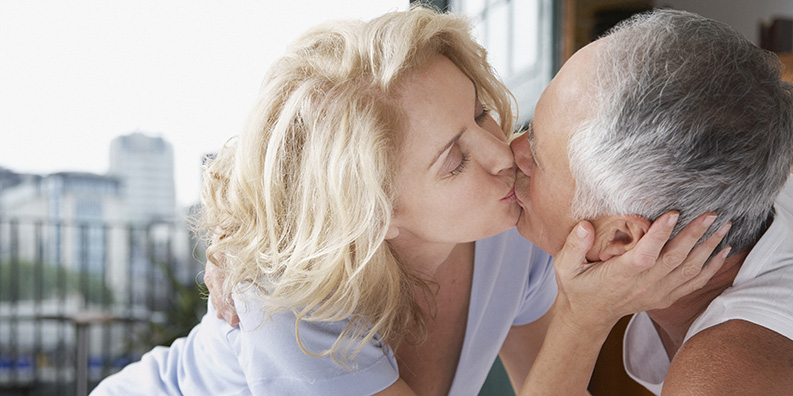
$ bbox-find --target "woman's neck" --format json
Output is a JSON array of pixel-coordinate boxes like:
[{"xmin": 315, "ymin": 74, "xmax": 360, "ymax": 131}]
[{"xmin": 388, "ymin": 232, "xmax": 466, "ymax": 279}]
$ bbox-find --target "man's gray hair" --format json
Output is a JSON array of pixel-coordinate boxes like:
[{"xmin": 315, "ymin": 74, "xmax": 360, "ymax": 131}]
[{"xmin": 568, "ymin": 9, "xmax": 793, "ymax": 253}]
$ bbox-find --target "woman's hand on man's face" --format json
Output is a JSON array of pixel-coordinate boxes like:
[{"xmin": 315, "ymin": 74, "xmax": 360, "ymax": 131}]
[{"xmin": 551, "ymin": 211, "xmax": 731, "ymax": 334}]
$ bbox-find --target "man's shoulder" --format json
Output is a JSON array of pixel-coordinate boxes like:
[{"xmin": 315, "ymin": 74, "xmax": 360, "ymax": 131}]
[{"xmin": 664, "ymin": 319, "xmax": 793, "ymax": 395}]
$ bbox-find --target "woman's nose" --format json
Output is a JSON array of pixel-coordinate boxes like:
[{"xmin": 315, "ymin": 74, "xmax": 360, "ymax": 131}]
[
  {"xmin": 476, "ymin": 121, "xmax": 516, "ymax": 176},
  {"xmin": 487, "ymin": 134, "xmax": 516, "ymax": 176},
  {"xmin": 511, "ymin": 132, "xmax": 533, "ymax": 177}
]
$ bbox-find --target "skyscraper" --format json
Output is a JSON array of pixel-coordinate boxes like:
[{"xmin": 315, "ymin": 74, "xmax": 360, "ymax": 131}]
[{"xmin": 108, "ymin": 132, "xmax": 176, "ymax": 223}]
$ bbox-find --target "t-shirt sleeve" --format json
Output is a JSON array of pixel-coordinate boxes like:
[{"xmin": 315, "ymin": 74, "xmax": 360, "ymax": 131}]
[
  {"xmin": 231, "ymin": 293, "xmax": 400, "ymax": 396},
  {"xmin": 90, "ymin": 305, "xmax": 251, "ymax": 396}
]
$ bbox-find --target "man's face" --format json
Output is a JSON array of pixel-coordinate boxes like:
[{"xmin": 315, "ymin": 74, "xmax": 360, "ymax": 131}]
[{"xmin": 511, "ymin": 40, "xmax": 601, "ymax": 255}]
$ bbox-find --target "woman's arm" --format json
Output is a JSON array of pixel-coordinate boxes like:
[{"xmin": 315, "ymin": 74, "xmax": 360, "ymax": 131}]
[
  {"xmin": 373, "ymin": 379, "xmax": 419, "ymax": 396},
  {"xmin": 498, "ymin": 311, "xmax": 554, "ymax": 392}
]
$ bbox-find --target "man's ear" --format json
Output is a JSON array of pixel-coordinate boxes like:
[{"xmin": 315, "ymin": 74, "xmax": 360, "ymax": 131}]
[{"xmin": 587, "ymin": 215, "xmax": 651, "ymax": 262}]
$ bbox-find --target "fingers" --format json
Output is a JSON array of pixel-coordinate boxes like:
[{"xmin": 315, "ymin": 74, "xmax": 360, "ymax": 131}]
[
  {"xmin": 660, "ymin": 221, "xmax": 731, "ymax": 293},
  {"xmin": 204, "ymin": 259, "xmax": 241, "ymax": 328},
  {"xmin": 554, "ymin": 221, "xmax": 595, "ymax": 277},
  {"xmin": 210, "ymin": 293, "xmax": 240, "ymax": 327},
  {"xmin": 211, "ymin": 292, "xmax": 225, "ymax": 318},
  {"xmin": 643, "ymin": 216, "xmax": 731, "ymax": 310},
  {"xmin": 663, "ymin": 245, "xmax": 730, "ymax": 306},
  {"xmin": 655, "ymin": 212, "xmax": 717, "ymax": 273},
  {"xmin": 204, "ymin": 259, "xmax": 222, "ymax": 299},
  {"xmin": 209, "ymin": 286, "xmax": 240, "ymax": 327},
  {"xmin": 624, "ymin": 211, "xmax": 679, "ymax": 270},
  {"xmin": 221, "ymin": 298, "xmax": 240, "ymax": 328}
]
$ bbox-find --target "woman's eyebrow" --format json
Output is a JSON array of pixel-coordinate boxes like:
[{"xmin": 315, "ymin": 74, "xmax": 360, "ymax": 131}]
[
  {"xmin": 429, "ymin": 130, "xmax": 465, "ymax": 170},
  {"xmin": 428, "ymin": 79, "xmax": 477, "ymax": 170}
]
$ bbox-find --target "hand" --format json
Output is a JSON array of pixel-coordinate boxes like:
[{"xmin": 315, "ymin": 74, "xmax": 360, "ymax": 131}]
[
  {"xmin": 552, "ymin": 211, "xmax": 731, "ymax": 333},
  {"xmin": 204, "ymin": 257, "xmax": 240, "ymax": 327}
]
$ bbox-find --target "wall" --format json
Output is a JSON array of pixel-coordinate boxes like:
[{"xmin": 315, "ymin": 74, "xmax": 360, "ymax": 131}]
[{"xmin": 661, "ymin": 0, "xmax": 793, "ymax": 44}]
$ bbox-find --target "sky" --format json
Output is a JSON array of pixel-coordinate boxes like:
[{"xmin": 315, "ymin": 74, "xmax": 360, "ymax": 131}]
[{"xmin": 0, "ymin": 0, "xmax": 407, "ymax": 207}]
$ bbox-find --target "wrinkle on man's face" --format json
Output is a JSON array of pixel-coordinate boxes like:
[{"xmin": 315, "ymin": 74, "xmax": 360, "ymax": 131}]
[{"xmin": 512, "ymin": 39, "xmax": 604, "ymax": 255}]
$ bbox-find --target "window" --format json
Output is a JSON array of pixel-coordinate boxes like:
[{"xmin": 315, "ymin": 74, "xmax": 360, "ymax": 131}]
[{"xmin": 450, "ymin": 0, "xmax": 553, "ymax": 124}]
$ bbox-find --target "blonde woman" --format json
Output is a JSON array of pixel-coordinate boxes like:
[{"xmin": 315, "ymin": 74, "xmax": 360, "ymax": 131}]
[{"xmin": 92, "ymin": 7, "xmax": 727, "ymax": 396}]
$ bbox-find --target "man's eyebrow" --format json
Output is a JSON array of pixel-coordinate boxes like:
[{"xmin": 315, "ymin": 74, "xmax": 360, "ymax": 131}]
[{"xmin": 527, "ymin": 120, "xmax": 541, "ymax": 169}]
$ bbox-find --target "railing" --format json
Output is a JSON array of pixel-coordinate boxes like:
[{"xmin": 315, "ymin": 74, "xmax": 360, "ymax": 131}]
[{"xmin": 0, "ymin": 217, "xmax": 207, "ymax": 396}]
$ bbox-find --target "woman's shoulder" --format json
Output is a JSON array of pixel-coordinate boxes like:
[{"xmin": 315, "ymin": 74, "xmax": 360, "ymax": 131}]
[{"xmin": 230, "ymin": 292, "xmax": 399, "ymax": 394}]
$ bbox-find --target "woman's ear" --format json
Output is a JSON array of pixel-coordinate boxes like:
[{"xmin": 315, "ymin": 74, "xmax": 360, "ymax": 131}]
[
  {"xmin": 588, "ymin": 215, "xmax": 651, "ymax": 262},
  {"xmin": 385, "ymin": 224, "xmax": 400, "ymax": 240}
]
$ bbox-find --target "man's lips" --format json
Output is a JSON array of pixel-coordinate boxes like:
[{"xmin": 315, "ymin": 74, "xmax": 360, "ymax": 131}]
[
  {"xmin": 511, "ymin": 188, "xmax": 527, "ymax": 207},
  {"xmin": 512, "ymin": 175, "xmax": 528, "ymax": 207}
]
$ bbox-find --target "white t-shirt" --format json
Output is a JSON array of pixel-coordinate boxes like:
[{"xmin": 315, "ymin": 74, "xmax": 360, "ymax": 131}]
[
  {"xmin": 623, "ymin": 176, "xmax": 793, "ymax": 395},
  {"xmin": 91, "ymin": 227, "xmax": 557, "ymax": 395}
]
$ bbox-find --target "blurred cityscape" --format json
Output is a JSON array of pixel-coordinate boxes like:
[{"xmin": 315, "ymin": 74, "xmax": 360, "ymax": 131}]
[{"xmin": 0, "ymin": 132, "xmax": 208, "ymax": 396}]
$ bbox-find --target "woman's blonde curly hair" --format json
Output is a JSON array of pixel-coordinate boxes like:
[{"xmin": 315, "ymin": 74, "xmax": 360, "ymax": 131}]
[{"xmin": 196, "ymin": 5, "xmax": 515, "ymax": 365}]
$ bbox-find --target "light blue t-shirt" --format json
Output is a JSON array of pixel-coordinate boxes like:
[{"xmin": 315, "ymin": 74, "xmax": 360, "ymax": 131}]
[{"xmin": 91, "ymin": 227, "xmax": 557, "ymax": 395}]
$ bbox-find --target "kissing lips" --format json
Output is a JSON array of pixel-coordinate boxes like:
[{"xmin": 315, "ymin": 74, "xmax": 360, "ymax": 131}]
[{"xmin": 501, "ymin": 187, "xmax": 517, "ymax": 202}]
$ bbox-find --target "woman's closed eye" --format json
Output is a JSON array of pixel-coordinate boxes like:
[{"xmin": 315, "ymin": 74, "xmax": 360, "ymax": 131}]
[
  {"xmin": 450, "ymin": 151, "xmax": 469, "ymax": 176},
  {"xmin": 443, "ymin": 145, "xmax": 469, "ymax": 177},
  {"xmin": 445, "ymin": 103, "xmax": 486, "ymax": 177},
  {"xmin": 475, "ymin": 104, "xmax": 489, "ymax": 124}
]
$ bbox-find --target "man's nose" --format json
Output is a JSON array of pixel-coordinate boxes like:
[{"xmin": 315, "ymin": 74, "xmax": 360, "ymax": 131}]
[{"xmin": 510, "ymin": 132, "xmax": 532, "ymax": 176}]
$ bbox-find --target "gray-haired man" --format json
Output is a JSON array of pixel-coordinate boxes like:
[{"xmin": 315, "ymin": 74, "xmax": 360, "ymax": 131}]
[{"xmin": 511, "ymin": 9, "xmax": 793, "ymax": 395}]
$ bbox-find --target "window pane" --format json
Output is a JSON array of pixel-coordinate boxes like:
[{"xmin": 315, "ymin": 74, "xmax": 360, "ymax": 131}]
[
  {"xmin": 460, "ymin": 0, "xmax": 487, "ymax": 14},
  {"xmin": 512, "ymin": 0, "xmax": 539, "ymax": 72},
  {"xmin": 486, "ymin": 1, "xmax": 509, "ymax": 76}
]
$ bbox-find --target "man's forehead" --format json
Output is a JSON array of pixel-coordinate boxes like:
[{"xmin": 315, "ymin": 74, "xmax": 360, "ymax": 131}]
[
  {"xmin": 553, "ymin": 39, "xmax": 603, "ymax": 105},
  {"xmin": 536, "ymin": 42, "xmax": 601, "ymax": 158}
]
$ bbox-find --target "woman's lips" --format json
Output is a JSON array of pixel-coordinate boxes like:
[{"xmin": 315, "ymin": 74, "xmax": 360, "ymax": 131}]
[{"xmin": 501, "ymin": 187, "xmax": 517, "ymax": 202}]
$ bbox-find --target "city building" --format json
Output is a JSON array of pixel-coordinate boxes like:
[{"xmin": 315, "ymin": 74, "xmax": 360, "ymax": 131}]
[
  {"xmin": 0, "ymin": 171, "xmax": 125, "ymax": 275},
  {"xmin": 108, "ymin": 132, "xmax": 177, "ymax": 224}
]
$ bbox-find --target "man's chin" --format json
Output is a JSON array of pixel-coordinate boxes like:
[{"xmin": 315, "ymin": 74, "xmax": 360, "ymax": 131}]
[
  {"xmin": 515, "ymin": 214, "xmax": 534, "ymax": 242},
  {"xmin": 515, "ymin": 215, "xmax": 557, "ymax": 256}
]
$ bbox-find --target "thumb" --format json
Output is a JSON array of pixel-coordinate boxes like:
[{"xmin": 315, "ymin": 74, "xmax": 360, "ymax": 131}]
[{"xmin": 554, "ymin": 221, "xmax": 595, "ymax": 275}]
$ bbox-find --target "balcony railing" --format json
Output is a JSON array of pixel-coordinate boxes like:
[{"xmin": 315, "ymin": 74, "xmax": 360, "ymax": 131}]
[{"xmin": 0, "ymin": 216, "xmax": 207, "ymax": 396}]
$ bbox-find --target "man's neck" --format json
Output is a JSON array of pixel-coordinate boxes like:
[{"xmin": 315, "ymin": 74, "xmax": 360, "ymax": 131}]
[{"xmin": 647, "ymin": 250, "xmax": 749, "ymax": 359}]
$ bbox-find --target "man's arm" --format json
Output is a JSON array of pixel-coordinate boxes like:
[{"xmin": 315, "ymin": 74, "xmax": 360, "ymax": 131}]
[
  {"xmin": 204, "ymin": 258, "xmax": 239, "ymax": 327},
  {"xmin": 662, "ymin": 319, "xmax": 793, "ymax": 395}
]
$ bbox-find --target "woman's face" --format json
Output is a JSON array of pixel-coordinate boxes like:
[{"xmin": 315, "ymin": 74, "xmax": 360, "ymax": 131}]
[{"xmin": 389, "ymin": 55, "xmax": 520, "ymax": 245}]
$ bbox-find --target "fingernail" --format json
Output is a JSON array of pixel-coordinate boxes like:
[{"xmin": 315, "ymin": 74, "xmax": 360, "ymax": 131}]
[
  {"xmin": 702, "ymin": 214, "xmax": 717, "ymax": 228},
  {"xmin": 577, "ymin": 224, "xmax": 589, "ymax": 238},
  {"xmin": 668, "ymin": 212, "xmax": 679, "ymax": 226},
  {"xmin": 716, "ymin": 222, "xmax": 732, "ymax": 237},
  {"xmin": 720, "ymin": 246, "xmax": 732, "ymax": 258}
]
